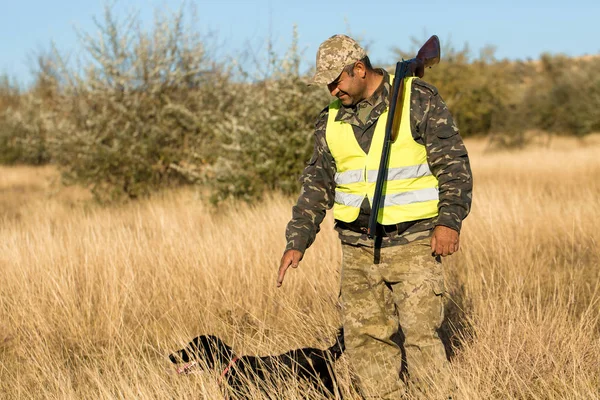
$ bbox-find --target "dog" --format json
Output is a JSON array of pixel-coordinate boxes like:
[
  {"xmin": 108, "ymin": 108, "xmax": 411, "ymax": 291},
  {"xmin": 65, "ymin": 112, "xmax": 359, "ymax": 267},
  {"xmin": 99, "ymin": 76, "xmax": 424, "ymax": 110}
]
[{"xmin": 169, "ymin": 329, "xmax": 345, "ymax": 398}]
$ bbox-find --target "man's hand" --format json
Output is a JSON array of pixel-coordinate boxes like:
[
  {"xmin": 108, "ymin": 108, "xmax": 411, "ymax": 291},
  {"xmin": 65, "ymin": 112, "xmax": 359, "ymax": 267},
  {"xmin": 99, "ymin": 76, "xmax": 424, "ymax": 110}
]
[
  {"xmin": 430, "ymin": 225, "xmax": 460, "ymax": 257},
  {"xmin": 277, "ymin": 249, "xmax": 303, "ymax": 287}
]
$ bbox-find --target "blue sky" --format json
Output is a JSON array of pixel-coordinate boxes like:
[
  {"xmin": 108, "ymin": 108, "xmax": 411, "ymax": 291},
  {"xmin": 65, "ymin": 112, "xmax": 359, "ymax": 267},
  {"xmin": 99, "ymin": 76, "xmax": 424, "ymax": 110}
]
[{"xmin": 1, "ymin": 0, "xmax": 598, "ymax": 86}]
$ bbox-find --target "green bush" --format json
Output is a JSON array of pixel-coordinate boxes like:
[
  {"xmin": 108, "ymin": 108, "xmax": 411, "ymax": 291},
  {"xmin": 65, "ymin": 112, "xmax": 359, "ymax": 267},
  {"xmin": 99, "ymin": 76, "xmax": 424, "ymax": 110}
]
[
  {"xmin": 0, "ymin": 76, "xmax": 52, "ymax": 165},
  {"xmin": 207, "ymin": 29, "xmax": 329, "ymax": 203},
  {"xmin": 50, "ymin": 7, "xmax": 232, "ymax": 201},
  {"xmin": 521, "ymin": 54, "xmax": 600, "ymax": 136}
]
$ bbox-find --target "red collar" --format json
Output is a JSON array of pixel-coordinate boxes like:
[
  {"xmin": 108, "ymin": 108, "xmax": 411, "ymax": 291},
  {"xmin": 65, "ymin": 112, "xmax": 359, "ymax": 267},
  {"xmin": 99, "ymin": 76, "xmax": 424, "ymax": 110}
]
[{"xmin": 221, "ymin": 356, "xmax": 240, "ymax": 378}]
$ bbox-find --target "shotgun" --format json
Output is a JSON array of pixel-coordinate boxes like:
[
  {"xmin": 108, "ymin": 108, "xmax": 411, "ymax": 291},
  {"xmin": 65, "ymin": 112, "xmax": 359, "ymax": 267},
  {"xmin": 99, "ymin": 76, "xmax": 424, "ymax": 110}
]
[{"xmin": 367, "ymin": 35, "xmax": 441, "ymax": 239}]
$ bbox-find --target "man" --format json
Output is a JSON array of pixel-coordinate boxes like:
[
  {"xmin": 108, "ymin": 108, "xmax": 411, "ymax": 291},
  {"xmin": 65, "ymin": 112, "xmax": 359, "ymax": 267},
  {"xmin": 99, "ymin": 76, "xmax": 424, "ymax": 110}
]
[{"xmin": 277, "ymin": 34, "xmax": 472, "ymax": 398}]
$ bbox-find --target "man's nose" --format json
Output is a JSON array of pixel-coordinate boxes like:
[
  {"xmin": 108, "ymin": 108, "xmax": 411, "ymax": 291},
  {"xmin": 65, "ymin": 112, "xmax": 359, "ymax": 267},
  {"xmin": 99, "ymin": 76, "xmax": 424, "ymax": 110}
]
[
  {"xmin": 328, "ymin": 85, "xmax": 339, "ymax": 97},
  {"xmin": 327, "ymin": 81, "xmax": 338, "ymax": 95}
]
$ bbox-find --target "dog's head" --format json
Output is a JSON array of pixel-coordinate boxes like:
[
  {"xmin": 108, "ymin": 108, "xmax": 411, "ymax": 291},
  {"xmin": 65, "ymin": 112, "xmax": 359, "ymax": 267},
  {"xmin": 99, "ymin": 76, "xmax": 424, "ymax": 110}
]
[{"xmin": 169, "ymin": 334, "xmax": 235, "ymax": 368}]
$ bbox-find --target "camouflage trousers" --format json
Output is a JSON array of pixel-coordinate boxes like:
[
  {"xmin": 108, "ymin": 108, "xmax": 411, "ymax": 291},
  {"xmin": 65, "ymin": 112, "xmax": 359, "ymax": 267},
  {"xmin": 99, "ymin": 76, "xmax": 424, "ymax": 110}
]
[{"xmin": 340, "ymin": 238, "xmax": 449, "ymax": 399}]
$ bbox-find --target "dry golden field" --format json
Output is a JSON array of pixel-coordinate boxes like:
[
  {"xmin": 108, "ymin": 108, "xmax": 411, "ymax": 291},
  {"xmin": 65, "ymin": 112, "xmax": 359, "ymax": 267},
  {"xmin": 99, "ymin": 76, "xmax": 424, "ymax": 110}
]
[{"xmin": 1, "ymin": 136, "xmax": 599, "ymax": 399}]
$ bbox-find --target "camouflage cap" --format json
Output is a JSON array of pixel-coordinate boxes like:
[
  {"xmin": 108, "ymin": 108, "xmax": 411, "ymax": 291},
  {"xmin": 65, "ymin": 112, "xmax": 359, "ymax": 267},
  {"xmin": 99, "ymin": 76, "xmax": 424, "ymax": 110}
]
[{"xmin": 310, "ymin": 34, "xmax": 367, "ymax": 86}]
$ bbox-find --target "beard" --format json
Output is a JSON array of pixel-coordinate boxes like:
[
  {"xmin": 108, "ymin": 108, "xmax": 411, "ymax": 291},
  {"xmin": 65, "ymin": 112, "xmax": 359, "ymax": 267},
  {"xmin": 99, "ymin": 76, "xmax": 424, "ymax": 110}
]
[{"xmin": 337, "ymin": 92, "xmax": 355, "ymax": 106}]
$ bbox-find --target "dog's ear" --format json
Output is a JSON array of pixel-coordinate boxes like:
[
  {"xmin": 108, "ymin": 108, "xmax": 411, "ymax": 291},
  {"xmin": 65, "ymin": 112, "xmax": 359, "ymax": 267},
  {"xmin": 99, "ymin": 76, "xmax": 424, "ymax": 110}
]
[
  {"xmin": 205, "ymin": 335, "xmax": 235, "ymax": 362},
  {"xmin": 168, "ymin": 334, "xmax": 236, "ymax": 367},
  {"xmin": 168, "ymin": 335, "xmax": 217, "ymax": 365},
  {"xmin": 194, "ymin": 335, "xmax": 235, "ymax": 367}
]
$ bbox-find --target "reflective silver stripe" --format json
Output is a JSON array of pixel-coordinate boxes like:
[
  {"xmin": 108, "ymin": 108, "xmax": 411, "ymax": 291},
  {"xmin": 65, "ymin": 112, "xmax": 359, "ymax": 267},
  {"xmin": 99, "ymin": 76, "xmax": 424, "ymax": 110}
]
[
  {"xmin": 334, "ymin": 191, "xmax": 365, "ymax": 208},
  {"xmin": 336, "ymin": 188, "xmax": 438, "ymax": 209},
  {"xmin": 366, "ymin": 163, "xmax": 432, "ymax": 183},
  {"xmin": 376, "ymin": 187, "xmax": 439, "ymax": 207},
  {"xmin": 334, "ymin": 169, "xmax": 364, "ymax": 185}
]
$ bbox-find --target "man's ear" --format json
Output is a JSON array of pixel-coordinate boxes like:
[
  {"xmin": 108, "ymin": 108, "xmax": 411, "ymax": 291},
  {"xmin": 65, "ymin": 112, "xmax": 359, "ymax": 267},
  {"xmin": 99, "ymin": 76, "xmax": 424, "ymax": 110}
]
[{"xmin": 354, "ymin": 61, "xmax": 367, "ymax": 79}]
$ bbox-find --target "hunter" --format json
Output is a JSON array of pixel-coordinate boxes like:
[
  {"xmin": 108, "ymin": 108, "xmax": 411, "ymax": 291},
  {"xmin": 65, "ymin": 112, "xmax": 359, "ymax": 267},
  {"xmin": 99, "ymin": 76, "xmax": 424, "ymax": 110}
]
[{"xmin": 277, "ymin": 34, "xmax": 472, "ymax": 398}]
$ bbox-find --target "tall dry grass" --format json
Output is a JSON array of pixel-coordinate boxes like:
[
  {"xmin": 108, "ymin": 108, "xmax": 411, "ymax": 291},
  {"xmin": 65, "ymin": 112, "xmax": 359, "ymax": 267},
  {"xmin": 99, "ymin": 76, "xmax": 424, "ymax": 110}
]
[{"xmin": 1, "ymin": 136, "xmax": 599, "ymax": 399}]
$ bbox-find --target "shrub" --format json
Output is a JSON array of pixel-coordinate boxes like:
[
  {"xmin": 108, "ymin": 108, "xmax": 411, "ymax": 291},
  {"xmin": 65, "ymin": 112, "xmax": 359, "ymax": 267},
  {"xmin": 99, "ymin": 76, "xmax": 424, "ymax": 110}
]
[
  {"xmin": 0, "ymin": 75, "xmax": 53, "ymax": 165},
  {"xmin": 50, "ymin": 7, "xmax": 231, "ymax": 201},
  {"xmin": 207, "ymin": 28, "xmax": 329, "ymax": 203},
  {"xmin": 521, "ymin": 54, "xmax": 600, "ymax": 136}
]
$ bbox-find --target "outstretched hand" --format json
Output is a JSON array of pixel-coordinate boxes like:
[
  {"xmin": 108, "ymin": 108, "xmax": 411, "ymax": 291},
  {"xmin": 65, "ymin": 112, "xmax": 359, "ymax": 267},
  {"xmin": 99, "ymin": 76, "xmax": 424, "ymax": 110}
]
[
  {"xmin": 277, "ymin": 249, "xmax": 303, "ymax": 287},
  {"xmin": 430, "ymin": 225, "xmax": 460, "ymax": 257}
]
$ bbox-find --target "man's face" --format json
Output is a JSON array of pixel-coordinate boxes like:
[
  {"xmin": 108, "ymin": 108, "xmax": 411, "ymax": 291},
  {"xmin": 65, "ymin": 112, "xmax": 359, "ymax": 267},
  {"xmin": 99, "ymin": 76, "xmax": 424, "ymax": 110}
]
[{"xmin": 327, "ymin": 66, "xmax": 365, "ymax": 107}]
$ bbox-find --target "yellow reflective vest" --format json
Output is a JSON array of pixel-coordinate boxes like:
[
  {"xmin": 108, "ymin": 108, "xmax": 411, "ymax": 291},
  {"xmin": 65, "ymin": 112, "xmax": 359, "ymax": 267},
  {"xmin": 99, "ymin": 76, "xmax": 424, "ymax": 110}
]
[{"xmin": 325, "ymin": 76, "xmax": 439, "ymax": 225}]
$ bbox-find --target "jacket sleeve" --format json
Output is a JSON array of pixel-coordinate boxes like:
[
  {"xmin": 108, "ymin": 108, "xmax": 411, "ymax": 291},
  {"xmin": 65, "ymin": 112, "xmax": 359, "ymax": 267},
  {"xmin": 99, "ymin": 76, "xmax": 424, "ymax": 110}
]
[
  {"xmin": 285, "ymin": 109, "xmax": 337, "ymax": 253},
  {"xmin": 411, "ymin": 81, "xmax": 473, "ymax": 233}
]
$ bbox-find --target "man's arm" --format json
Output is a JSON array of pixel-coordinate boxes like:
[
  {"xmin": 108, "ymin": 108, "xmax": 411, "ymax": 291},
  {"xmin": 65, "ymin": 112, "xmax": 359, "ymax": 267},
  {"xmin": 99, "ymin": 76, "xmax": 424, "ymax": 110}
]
[
  {"xmin": 412, "ymin": 80, "xmax": 473, "ymax": 255},
  {"xmin": 278, "ymin": 109, "xmax": 336, "ymax": 286}
]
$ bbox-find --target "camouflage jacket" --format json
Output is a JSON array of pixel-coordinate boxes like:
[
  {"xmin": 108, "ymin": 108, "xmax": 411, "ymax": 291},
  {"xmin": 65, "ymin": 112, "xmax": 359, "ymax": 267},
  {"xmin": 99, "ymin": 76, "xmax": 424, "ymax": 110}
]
[{"xmin": 285, "ymin": 69, "xmax": 472, "ymax": 253}]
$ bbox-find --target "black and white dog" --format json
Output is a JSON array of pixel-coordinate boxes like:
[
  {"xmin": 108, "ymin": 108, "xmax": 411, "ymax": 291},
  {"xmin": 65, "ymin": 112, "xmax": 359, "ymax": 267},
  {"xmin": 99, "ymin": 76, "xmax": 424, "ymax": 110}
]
[{"xmin": 169, "ymin": 330, "xmax": 345, "ymax": 398}]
